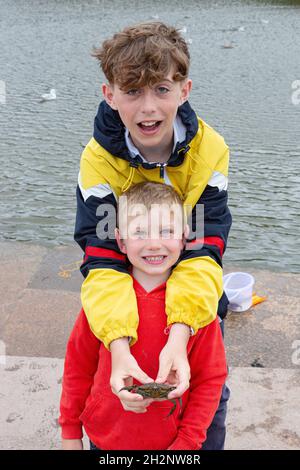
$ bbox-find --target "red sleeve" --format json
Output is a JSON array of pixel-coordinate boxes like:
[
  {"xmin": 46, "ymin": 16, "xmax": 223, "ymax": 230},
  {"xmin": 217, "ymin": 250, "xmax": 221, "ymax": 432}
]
[
  {"xmin": 168, "ymin": 319, "xmax": 228, "ymax": 450},
  {"xmin": 58, "ymin": 308, "xmax": 100, "ymax": 439}
]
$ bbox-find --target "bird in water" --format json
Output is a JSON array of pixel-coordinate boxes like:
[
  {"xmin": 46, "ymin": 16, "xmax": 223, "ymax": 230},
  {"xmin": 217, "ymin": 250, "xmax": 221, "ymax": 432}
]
[
  {"xmin": 222, "ymin": 42, "xmax": 234, "ymax": 49},
  {"xmin": 40, "ymin": 88, "xmax": 56, "ymax": 102}
]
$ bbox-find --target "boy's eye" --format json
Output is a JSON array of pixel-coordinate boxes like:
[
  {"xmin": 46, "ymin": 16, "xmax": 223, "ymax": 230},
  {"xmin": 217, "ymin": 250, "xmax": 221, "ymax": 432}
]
[
  {"xmin": 161, "ymin": 228, "xmax": 173, "ymax": 238},
  {"xmin": 156, "ymin": 86, "xmax": 169, "ymax": 94},
  {"xmin": 126, "ymin": 89, "xmax": 140, "ymax": 96},
  {"xmin": 134, "ymin": 229, "xmax": 147, "ymax": 238}
]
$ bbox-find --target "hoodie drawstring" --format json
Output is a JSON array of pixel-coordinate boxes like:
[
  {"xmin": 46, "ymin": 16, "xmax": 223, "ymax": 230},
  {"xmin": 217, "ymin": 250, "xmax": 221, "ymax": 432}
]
[
  {"xmin": 121, "ymin": 163, "xmax": 137, "ymax": 192},
  {"xmin": 188, "ymin": 149, "xmax": 198, "ymax": 174}
]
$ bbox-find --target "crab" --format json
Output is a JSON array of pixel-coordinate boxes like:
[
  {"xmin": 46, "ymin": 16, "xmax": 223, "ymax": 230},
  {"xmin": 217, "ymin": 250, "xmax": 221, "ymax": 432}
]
[{"xmin": 119, "ymin": 382, "xmax": 182, "ymax": 417}]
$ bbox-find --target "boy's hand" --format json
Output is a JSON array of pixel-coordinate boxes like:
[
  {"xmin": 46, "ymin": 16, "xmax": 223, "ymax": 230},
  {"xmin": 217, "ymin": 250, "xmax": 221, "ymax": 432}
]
[
  {"xmin": 156, "ymin": 323, "xmax": 191, "ymax": 399},
  {"xmin": 110, "ymin": 337, "xmax": 154, "ymax": 413},
  {"xmin": 62, "ymin": 438, "xmax": 83, "ymax": 450}
]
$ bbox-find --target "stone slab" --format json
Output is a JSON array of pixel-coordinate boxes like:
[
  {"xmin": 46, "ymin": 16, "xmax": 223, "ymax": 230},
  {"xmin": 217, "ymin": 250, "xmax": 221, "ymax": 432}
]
[
  {"xmin": 0, "ymin": 289, "xmax": 81, "ymax": 358},
  {"xmin": 226, "ymin": 367, "xmax": 300, "ymax": 450},
  {"xmin": 28, "ymin": 245, "xmax": 83, "ymax": 293}
]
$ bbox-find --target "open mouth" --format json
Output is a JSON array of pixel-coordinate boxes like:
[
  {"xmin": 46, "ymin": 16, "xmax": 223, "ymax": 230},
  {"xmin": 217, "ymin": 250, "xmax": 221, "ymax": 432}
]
[
  {"xmin": 137, "ymin": 121, "xmax": 162, "ymax": 132},
  {"xmin": 142, "ymin": 255, "xmax": 167, "ymax": 265}
]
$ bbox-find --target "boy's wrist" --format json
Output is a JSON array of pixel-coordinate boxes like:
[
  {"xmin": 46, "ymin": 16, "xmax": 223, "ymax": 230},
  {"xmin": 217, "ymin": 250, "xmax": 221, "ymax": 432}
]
[
  {"xmin": 168, "ymin": 323, "xmax": 191, "ymax": 347},
  {"xmin": 109, "ymin": 337, "xmax": 131, "ymax": 354},
  {"xmin": 62, "ymin": 438, "xmax": 83, "ymax": 450}
]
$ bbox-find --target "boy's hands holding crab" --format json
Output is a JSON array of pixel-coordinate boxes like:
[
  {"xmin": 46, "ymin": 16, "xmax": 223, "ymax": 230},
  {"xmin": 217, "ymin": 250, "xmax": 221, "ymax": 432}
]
[{"xmin": 109, "ymin": 324, "xmax": 190, "ymax": 413}]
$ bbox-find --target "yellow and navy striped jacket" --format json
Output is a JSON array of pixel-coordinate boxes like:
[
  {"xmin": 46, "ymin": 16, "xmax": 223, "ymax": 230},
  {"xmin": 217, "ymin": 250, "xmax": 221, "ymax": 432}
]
[{"xmin": 75, "ymin": 101, "xmax": 232, "ymax": 349}]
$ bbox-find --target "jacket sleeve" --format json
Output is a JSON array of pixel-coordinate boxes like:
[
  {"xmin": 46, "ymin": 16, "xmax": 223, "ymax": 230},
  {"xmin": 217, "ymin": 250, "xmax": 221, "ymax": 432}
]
[
  {"xmin": 74, "ymin": 155, "xmax": 139, "ymax": 349},
  {"xmin": 58, "ymin": 309, "xmax": 100, "ymax": 439},
  {"xmin": 166, "ymin": 152, "xmax": 232, "ymax": 332},
  {"xmin": 167, "ymin": 319, "xmax": 228, "ymax": 450}
]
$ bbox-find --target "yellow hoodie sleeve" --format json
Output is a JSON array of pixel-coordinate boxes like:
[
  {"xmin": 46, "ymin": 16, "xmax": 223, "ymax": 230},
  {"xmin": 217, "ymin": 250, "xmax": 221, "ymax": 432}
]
[
  {"xmin": 166, "ymin": 257, "xmax": 223, "ymax": 332},
  {"xmin": 81, "ymin": 269, "xmax": 139, "ymax": 350}
]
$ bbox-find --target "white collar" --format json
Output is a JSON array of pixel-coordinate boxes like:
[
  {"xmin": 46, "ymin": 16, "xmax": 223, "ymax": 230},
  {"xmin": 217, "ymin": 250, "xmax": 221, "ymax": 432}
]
[{"xmin": 125, "ymin": 114, "xmax": 186, "ymax": 164}]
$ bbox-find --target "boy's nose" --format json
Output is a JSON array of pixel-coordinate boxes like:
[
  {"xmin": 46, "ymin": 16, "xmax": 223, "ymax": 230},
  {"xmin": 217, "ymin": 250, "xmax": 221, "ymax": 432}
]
[
  {"xmin": 140, "ymin": 90, "xmax": 157, "ymax": 115},
  {"xmin": 146, "ymin": 238, "xmax": 162, "ymax": 250}
]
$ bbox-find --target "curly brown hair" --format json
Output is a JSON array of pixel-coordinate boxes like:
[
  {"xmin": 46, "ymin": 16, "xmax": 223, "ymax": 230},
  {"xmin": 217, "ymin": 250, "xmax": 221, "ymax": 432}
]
[{"xmin": 91, "ymin": 21, "xmax": 190, "ymax": 91}]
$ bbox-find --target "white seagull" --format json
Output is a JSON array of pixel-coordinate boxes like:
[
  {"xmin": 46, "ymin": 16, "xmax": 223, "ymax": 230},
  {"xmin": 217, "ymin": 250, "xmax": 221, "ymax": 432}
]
[
  {"xmin": 40, "ymin": 88, "xmax": 56, "ymax": 102},
  {"xmin": 222, "ymin": 41, "xmax": 234, "ymax": 49}
]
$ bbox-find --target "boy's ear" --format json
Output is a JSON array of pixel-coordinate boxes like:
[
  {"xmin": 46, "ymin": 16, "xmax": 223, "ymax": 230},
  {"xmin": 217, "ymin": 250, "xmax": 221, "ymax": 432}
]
[
  {"xmin": 102, "ymin": 83, "xmax": 118, "ymax": 110},
  {"xmin": 115, "ymin": 227, "xmax": 127, "ymax": 254},
  {"xmin": 180, "ymin": 78, "xmax": 192, "ymax": 105}
]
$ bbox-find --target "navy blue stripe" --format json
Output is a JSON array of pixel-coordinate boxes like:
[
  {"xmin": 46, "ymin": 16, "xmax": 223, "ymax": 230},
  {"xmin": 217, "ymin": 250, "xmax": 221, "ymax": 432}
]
[
  {"xmin": 74, "ymin": 186, "xmax": 118, "ymax": 251},
  {"xmin": 80, "ymin": 257, "xmax": 129, "ymax": 279},
  {"xmin": 187, "ymin": 185, "xmax": 232, "ymax": 254}
]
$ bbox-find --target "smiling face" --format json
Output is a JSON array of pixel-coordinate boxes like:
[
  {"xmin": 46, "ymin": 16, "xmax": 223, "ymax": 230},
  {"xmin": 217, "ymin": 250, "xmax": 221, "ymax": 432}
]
[
  {"xmin": 115, "ymin": 204, "xmax": 189, "ymax": 290},
  {"xmin": 102, "ymin": 71, "xmax": 192, "ymax": 162}
]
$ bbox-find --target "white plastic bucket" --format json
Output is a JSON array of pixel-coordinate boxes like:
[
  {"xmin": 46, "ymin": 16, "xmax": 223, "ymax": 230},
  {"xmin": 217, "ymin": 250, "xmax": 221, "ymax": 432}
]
[{"xmin": 223, "ymin": 272, "xmax": 255, "ymax": 312}]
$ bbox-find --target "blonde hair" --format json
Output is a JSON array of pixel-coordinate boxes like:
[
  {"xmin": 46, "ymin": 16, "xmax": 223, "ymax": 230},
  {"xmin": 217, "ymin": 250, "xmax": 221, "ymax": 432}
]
[
  {"xmin": 117, "ymin": 182, "xmax": 186, "ymax": 235},
  {"xmin": 91, "ymin": 21, "xmax": 190, "ymax": 90},
  {"xmin": 122, "ymin": 181, "xmax": 183, "ymax": 207}
]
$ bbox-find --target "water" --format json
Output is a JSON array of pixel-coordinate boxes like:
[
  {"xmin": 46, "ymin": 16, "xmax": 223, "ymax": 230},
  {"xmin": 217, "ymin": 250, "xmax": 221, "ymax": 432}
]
[{"xmin": 0, "ymin": 0, "xmax": 299, "ymax": 272}]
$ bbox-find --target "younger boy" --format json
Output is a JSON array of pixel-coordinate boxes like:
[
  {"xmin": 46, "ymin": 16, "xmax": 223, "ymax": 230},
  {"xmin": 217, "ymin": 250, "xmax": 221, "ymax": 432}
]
[{"xmin": 60, "ymin": 182, "xmax": 228, "ymax": 450}]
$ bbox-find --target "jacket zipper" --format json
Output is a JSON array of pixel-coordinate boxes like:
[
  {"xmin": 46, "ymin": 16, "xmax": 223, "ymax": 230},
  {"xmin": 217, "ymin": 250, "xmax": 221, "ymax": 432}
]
[
  {"xmin": 155, "ymin": 146, "xmax": 190, "ymax": 179},
  {"xmin": 156, "ymin": 163, "xmax": 167, "ymax": 179}
]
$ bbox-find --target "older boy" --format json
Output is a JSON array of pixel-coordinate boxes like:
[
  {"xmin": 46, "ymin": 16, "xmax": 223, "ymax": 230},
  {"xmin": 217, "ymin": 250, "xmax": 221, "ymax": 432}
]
[
  {"xmin": 75, "ymin": 22, "xmax": 232, "ymax": 449},
  {"xmin": 60, "ymin": 182, "xmax": 228, "ymax": 450}
]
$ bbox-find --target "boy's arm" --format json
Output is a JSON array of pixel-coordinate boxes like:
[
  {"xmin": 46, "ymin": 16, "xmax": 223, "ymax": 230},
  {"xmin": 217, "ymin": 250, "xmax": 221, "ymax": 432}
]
[
  {"xmin": 58, "ymin": 309, "xmax": 100, "ymax": 440},
  {"xmin": 166, "ymin": 173, "xmax": 232, "ymax": 333},
  {"xmin": 167, "ymin": 319, "xmax": 228, "ymax": 450},
  {"xmin": 75, "ymin": 152, "xmax": 139, "ymax": 349}
]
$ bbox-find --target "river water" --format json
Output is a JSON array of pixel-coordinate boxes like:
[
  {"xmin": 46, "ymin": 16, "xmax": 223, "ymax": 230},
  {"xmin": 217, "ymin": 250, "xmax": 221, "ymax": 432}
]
[{"xmin": 0, "ymin": 0, "xmax": 299, "ymax": 272}]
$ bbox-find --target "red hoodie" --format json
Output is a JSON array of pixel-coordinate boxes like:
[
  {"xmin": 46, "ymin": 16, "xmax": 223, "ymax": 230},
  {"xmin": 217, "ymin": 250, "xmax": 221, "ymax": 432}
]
[{"xmin": 59, "ymin": 278, "xmax": 228, "ymax": 450}]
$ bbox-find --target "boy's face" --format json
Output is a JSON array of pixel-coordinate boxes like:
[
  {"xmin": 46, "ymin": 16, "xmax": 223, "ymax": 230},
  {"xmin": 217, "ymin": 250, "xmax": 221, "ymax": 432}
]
[
  {"xmin": 115, "ymin": 205, "xmax": 189, "ymax": 278},
  {"xmin": 102, "ymin": 70, "xmax": 192, "ymax": 155}
]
